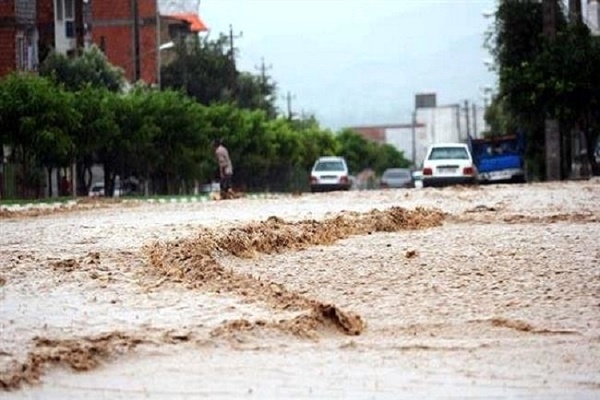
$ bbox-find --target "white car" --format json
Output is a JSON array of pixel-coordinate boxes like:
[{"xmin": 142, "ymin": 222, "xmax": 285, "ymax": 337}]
[
  {"xmin": 422, "ymin": 143, "xmax": 477, "ymax": 187},
  {"xmin": 310, "ymin": 156, "xmax": 352, "ymax": 192},
  {"xmin": 88, "ymin": 183, "xmax": 105, "ymax": 197}
]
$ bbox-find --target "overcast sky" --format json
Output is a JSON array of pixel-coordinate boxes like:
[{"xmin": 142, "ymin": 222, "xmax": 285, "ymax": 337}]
[{"xmin": 199, "ymin": 0, "xmax": 497, "ymax": 130}]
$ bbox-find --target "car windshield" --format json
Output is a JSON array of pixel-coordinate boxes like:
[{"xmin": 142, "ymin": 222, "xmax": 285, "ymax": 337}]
[
  {"xmin": 314, "ymin": 161, "xmax": 345, "ymax": 171},
  {"xmin": 383, "ymin": 170, "xmax": 410, "ymax": 179},
  {"xmin": 428, "ymin": 147, "xmax": 469, "ymax": 160}
]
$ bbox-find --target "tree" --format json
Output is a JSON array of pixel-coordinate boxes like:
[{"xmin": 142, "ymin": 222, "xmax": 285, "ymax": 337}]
[
  {"xmin": 335, "ymin": 129, "xmax": 411, "ymax": 175},
  {"xmin": 236, "ymin": 71, "xmax": 278, "ymax": 118},
  {"xmin": 72, "ymin": 87, "xmax": 120, "ymax": 194},
  {"xmin": 0, "ymin": 73, "xmax": 80, "ymax": 197},
  {"xmin": 39, "ymin": 45, "xmax": 124, "ymax": 92},
  {"xmin": 161, "ymin": 35, "xmax": 235, "ymax": 105},
  {"xmin": 486, "ymin": 0, "xmax": 600, "ymax": 178}
]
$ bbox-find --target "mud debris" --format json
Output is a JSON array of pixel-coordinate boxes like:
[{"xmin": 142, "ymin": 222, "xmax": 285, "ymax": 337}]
[
  {"xmin": 0, "ymin": 332, "xmax": 145, "ymax": 391},
  {"xmin": 146, "ymin": 207, "xmax": 443, "ymax": 313},
  {"xmin": 50, "ymin": 258, "xmax": 80, "ymax": 272},
  {"xmin": 489, "ymin": 318, "xmax": 579, "ymax": 335},
  {"xmin": 146, "ymin": 207, "xmax": 436, "ymax": 338},
  {"xmin": 502, "ymin": 213, "xmax": 599, "ymax": 224},
  {"xmin": 0, "ymin": 199, "xmax": 139, "ymax": 219},
  {"xmin": 210, "ymin": 304, "xmax": 364, "ymax": 340},
  {"xmin": 452, "ymin": 211, "xmax": 599, "ymax": 224},
  {"xmin": 405, "ymin": 250, "xmax": 418, "ymax": 259}
]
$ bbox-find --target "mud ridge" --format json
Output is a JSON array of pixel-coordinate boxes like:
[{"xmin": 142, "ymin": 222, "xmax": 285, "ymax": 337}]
[
  {"xmin": 210, "ymin": 303, "xmax": 365, "ymax": 340},
  {"xmin": 452, "ymin": 211, "xmax": 599, "ymax": 224},
  {"xmin": 0, "ymin": 332, "xmax": 146, "ymax": 391},
  {"xmin": 488, "ymin": 318, "xmax": 579, "ymax": 335},
  {"xmin": 0, "ymin": 199, "xmax": 139, "ymax": 219},
  {"xmin": 146, "ymin": 206, "xmax": 442, "ymax": 336}
]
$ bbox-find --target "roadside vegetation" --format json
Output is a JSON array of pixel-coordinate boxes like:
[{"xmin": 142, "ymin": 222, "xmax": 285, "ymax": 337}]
[
  {"xmin": 0, "ymin": 38, "xmax": 409, "ymax": 200},
  {"xmin": 485, "ymin": 0, "xmax": 600, "ymax": 178}
]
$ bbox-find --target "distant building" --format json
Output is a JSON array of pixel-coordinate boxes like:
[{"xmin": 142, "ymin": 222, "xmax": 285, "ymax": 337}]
[
  {"xmin": 350, "ymin": 124, "xmax": 426, "ymax": 165},
  {"xmin": 587, "ymin": 0, "xmax": 600, "ymax": 35},
  {"xmin": 350, "ymin": 93, "xmax": 487, "ymax": 168},
  {"xmin": 0, "ymin": 0, "xmax": 40, "ymax": 76}
]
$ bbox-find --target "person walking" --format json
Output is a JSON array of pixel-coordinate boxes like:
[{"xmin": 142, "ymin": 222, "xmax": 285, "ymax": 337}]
[{"xmin": 213, "ymin": 138, "xmax": 234, "ymax": 199}]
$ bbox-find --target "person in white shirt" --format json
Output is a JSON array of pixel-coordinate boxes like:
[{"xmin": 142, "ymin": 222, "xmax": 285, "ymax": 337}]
[{"xmin": 213, "ymin": 138, "xmax": 233, "ymax": 199}]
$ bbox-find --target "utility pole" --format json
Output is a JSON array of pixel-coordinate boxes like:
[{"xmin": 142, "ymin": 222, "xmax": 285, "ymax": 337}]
[
  {"xmin": 132, "ymin": 0, "xmax": 141, "ymax": 82},
  {"xmin": 285, "ymin": 91, "xmax": 296, "ymax": 121},
  {"xmin": 543, "ymin": 0, "xmax": 561, "ymax": 180},
  {"xmin": 256, "ymin": 57, "xmax": 272, "ymax": 88},
  {"xmin": 255, "ymin": 57, "xmax": 272, "ymax": 107},
  {"xmin": 411, "ymin": 110, "xmax": 417, "ymax": 165},
  {"xmin": 472, "ymin": 103, "xmax": 478, "ymax": 138},
  {"xmin": 464, "ymin": 100, "xmax": 471, "ymax": 140},
  {"xmin": 455, "ymin": 104, "xmax": 461, "ymax": 140},
  {"xmin": 228, "ymin": 24, "xmax": 242, "ymax": 94}
]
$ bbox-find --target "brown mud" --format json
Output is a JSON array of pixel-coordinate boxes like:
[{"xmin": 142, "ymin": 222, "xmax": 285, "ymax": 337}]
[
  {"xmin": 1, "ymin": 206, "xmax": 442, "ymax": 391},
  {"xmin": 145, "ymin": 206, "xmax": 443, "ymax": 335},
  {"xmin": 0, "ymin": 332, "xmax": 145, "ymax": 391}
]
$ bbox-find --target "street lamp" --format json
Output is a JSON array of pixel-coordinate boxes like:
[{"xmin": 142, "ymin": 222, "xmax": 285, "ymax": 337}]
[
  {"xmin": 157, "ymin": 41, "xmax": 174, "ymax": 89},
  {"xmin": 159, "ymin": 41, "xmax": 174, "ymax": 51}
]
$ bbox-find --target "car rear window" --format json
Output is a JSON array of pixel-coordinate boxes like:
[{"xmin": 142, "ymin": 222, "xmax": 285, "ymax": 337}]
[
  {"xmin": 383, "ymin": 170, "xmax": 410, "ymax": 179},
  {"xmin": 314, "ymin": 161, "xmax": 345, "ymax": 171},
  {"xmin": 428, "ymin": 147, "xmax": 469, "ymax": 160}
]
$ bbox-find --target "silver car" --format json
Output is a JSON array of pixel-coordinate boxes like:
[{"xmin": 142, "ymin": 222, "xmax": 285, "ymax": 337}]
[{"xmin": 380, "ymin": 168, "xmax": 414, "ymax": 189}]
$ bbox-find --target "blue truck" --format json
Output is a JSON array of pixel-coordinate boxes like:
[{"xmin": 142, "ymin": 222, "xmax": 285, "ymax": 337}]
[{"xmin": 468, "ymin": 132, "xmax": 526, "ymax": 184}]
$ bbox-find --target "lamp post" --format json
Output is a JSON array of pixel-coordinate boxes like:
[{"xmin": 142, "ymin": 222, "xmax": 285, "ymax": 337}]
[{"xmin": 157, "ymin": 41, "xmax": 174, "ymax": 89}]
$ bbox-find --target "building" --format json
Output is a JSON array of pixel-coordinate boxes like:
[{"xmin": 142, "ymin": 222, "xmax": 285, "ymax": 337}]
[
  {"xmin": 350, "ymin": 94, "xmax": 487, "ymax": 168},
  {"xmin": 350, "ymin": 124, "xmax": 426, "ymax": 166},
  {"xmin": 0, "ymin": 0, "xmax": 207, "ymax": 85},
  {"xmin": 587, "ymin": 0, "xmax": 600, "ymax": 35},
  {"xmin": 0, "ymin": 0, "xmax": 39, "ymax": 76}
]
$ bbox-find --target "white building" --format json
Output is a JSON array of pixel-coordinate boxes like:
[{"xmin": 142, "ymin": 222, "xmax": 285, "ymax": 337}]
[
  {"xmin": 587, "ymin": 0, "xmax": 600, "ymax": 35},
  {"xmin": 413, "ymin": 94, "xmax": 486, "ymax": 167},
  {"xmin": 351, "ymin": 94, "xmax": 487, "ymax": 168}
]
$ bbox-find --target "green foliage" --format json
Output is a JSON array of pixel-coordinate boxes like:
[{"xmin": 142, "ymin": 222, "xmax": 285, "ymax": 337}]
[
  {"xmin": 236, "ymin": 72, "xmax": 278, "ymax": 118},
  {"xmin": 486, "ymin": 0, "xmax": 600, "ymax": 177},
  {"xmin": 0, "ymin": 73, "xmax": 79, "ymax": 168},
  {"xmin": 160, "ymin": 35, "xmax": 278, "ymax": 116},
  {"xmin": 335, "ymin": 129, "xmax": 410, "ymax": 175},
  {"xmin": 161, "ymin": 36, "xmax": 235, "ymax": 104},
  {"xmin": 39, "ymin": 45, "xmax": 124, "ymax": 91},
  {"xmin": 0, "ymin": 73, "xmax": 80, "ymax": 197},
  {"xmin": 3, "ymin": 17, "xmax": 420, "ymax": 198}
]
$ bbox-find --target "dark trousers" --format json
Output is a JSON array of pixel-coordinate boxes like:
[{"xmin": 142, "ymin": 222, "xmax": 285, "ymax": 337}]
[{"xmin": 220, "ymin": 174, "xmax": 232, "ymax": 194}]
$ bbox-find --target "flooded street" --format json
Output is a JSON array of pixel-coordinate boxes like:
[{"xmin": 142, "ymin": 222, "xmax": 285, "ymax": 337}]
[{"xmin": 1, "ymin": 182, "xmax": 599, "ymax": 398}]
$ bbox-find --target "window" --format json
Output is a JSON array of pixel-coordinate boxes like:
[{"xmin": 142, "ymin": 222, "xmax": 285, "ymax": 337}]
[
  {"xmin": 428, "ymin": 147, "xmax": 469, "ymax": 160},
  {"xmin": 65, "ymin": 0, "xmax": 74, "ymax": 19},
  {"xmin": 56, "ymin": 0, "xmax": 63, "ymax": 21},
  {"xmin": 314, "ymin": 161, "xmax": 345, "ymax": 172},
  {"xmin": 16, "ymin": 35, "xmax": 26, "ymax": 70}
]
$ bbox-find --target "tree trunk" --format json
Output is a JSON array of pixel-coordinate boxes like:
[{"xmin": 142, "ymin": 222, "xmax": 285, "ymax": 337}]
[{"xmin": 47, "ymin": 167, "xmax": 53, "ymax": 197}]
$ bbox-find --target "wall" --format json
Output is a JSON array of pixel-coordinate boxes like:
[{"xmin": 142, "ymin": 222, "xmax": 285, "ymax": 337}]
[
  {"xmin": 0, "ymin": 2, "xmax": 15, "ymax": 76},
  {"xmin": 92, "ymin": 0, "xmax": 158, "ymax": 84},
  {"xmin": 587, "ymin": 0, "xmax": 600, "ymax": 35}
]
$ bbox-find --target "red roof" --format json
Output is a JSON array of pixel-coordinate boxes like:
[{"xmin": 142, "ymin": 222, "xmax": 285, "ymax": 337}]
[{"xmin": 166, "ymin": 13, "xmax": 208, "ymax": 32}]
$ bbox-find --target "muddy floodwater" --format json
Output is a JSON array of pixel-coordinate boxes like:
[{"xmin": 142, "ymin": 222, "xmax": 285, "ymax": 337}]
[{"xmin": 1, "ymin": 181, "xmax": 599, "ymax": 399}]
